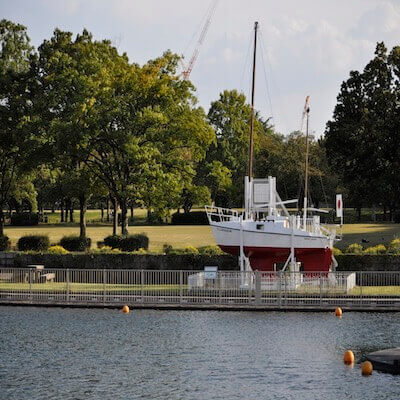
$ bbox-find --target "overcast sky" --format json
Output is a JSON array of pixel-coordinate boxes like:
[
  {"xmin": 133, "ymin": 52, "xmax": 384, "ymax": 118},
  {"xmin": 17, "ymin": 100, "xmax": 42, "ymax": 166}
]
[{"xmin": 2, "ymin": 0, "xmax": 400, "ymax": 136}]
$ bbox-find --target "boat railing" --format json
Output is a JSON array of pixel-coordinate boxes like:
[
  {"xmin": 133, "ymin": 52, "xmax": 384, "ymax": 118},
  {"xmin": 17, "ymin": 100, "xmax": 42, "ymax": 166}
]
[
  {"xmin": 297, "ymin": 217, "xmax": 339, "ymax": 240},
  {"xmin": 293, "ymin": 216, "xmax": 322, "ymax": 235},
  {"xmin": 321, "ymin": 224, "xmax": 342, "ymax": 241},
  {"xmin": 205, "ymin": 206, "xmax": 240, "ymax": 223}
]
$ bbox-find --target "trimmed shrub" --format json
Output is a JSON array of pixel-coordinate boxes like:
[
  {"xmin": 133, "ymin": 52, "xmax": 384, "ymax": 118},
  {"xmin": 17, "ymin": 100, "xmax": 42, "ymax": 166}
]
[
  {"xmin": 48, "ymin": 245, "xmax": 69, "ymax": 254},
  {"xmin": 0, "ymin": 235, "xmax": 10, "ymax": 251},
  {"xmin": 171, "ymin": 211, "xmax": 208, "ymax": 225},
  {"xmin": 168, "ymin": 246, "xmax": 199, "ymax": 255},
  {"xmin": 119, "ymin": 234, "xmax": 149, "ymax": 252},
  {"xmin": 163, "ymin": 243, "xmax": 173, "ymax": 255},
  {"xmin": 132, "ymin": 248, "xmax": 147, "ymax": 254},
  {"xmin": 17, "ymin": 235, "xmax": 50, "ymax": 251},
  {"xmin": 363, "ymin": 244, "xmax": 386, "ymax": 255},
  {"xmin": 104, "ymin": 234, "xmax": 149, "ymax": 252},
  {"xmin": 104, "ymin": 235, "xmax": 122, "ymax": 249},
  {"xmin": 388, "ymin": 238, "xmax": 400, "ymax": 254},
  {"xmin": 197, "ymin": 245, "xmax": 224, "ymax": 256},
  {"xmin": 332, "ymin": 247, "xmax": 343, "ymax": 256},
  {"xmin": 60, "ymin": 236, "xmax": 91, "ymax": 252},
  {"xmin": 10, "ymin": 212, "xmax": 39, "ymax": 226},
  {"xmin": 91, "ymin": 245, "xmax": 113, "ymax": 253},
  {"xmin": 91, "ymin": 246, "xmax": 122, "ymax": 254},
  {"xmin": 345, "ymin": 243, "xmax": 363, "ymax": 254}
]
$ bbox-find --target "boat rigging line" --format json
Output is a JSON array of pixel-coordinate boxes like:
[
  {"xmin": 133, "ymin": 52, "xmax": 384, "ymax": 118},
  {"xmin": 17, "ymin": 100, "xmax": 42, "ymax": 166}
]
[
  {"xmin": 259, "ymin": 30, "xmax": 275, "ymax": 126},
  {"xmin": 248, "ymin": 21, "xmax": 258, "ymax": 181}
]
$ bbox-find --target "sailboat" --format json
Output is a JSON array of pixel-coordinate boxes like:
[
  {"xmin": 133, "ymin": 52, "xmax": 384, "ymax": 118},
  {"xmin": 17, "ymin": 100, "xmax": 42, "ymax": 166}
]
[{"xmin": 206, "ymin": 22, "xmax": 342, "ymax": 273}]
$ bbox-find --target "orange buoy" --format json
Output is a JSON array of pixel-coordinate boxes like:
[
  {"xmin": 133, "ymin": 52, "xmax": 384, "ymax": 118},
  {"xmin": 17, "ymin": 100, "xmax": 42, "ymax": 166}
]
[
  {"xmin": 343, "ymin": 350, "xmax": 355, "ymax": 365},
  {"xmin": 122, "ymin": 305, "xmax": 130, "ymax": 314},
  {"xmin": 361, "ymin": 361, "xmax": 373, "ymax": 376},
  {"xmin": 335, "ymin": 307, "xmax": 342, "ymax": 317}
]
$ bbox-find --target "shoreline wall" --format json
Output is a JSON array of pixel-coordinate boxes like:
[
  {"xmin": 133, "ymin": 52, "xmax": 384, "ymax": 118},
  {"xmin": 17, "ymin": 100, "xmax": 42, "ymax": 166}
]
[{"xmin": 1, "ymin": 252, "xmax": 400, "ymax": 271}]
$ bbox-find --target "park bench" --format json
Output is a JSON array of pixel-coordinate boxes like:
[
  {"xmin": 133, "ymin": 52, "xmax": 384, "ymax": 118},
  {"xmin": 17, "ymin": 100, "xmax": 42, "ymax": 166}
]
[{"xmin": 40, "ymin": 273, "xmax": 55, "ymax": 283}]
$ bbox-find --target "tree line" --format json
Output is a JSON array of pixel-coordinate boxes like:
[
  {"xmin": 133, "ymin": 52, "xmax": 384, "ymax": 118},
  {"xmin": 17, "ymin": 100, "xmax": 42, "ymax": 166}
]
[{"xmin": 1, "ymin": 19, "xmax": 398, "ymax": 238}]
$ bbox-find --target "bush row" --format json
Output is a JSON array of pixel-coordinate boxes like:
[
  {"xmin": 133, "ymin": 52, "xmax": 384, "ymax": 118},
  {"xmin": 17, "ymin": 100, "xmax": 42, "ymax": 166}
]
[
  {"xmin": 17, "ymin": 235, "xmax": 50, "ymax": 251},
  {"xmin": 0, "ymin": 233, "xmax": 226, "ymax": 256},
  {"xmin": 60, "ymin": 236, "xmax": 91, "ymax": 252},
  {"xmin": 0, "ymin": 233, "xmax": 149, "ymax": 252},
  {"xmin": 335, "ymin": 239, "xmax": 400, "ymax": 255},
  {"xmin": 171, "ymin": 211, "xmax": 208, "ymax": 225},
  {"xmin": 0, "ymin": 235, "xmax": 11, "ymax": 251},
  {"xmin": 10, "ymin": 212, "xmax": 39, "ymax": 226},
  {"xmin": 104, "ymin": 234, "xmax": 149, "ymax": 251}
]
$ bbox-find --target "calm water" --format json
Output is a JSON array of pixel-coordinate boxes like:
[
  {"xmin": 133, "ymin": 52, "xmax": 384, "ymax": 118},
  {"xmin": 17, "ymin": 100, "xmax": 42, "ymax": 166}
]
[{"xmin": 0, "ymin": 307, "xmax": 399, "ymax": 400}]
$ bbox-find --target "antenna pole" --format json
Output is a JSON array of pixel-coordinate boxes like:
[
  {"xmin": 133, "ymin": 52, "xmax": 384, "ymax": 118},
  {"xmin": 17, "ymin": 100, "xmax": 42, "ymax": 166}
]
[
  {"xmin": 248, "ymin": 21, "xmax": 258, "ymax": 181},
  {"xmin": 303, "ymin": 100, "xmax": 310, "ymax": 229}
]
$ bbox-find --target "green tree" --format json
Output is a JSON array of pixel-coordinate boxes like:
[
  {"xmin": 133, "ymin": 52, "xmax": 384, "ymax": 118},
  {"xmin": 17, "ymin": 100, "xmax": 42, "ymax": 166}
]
[
  {"xmin": 36, "ymin": 29, "xmax": 120, "ymax": 236},
  {"xmin": 37, "ymin": 29, "xmax": 214, "ymax": 234},
  {"xmin": 207, "ymin": 89, "xmax": 273, "ymax": 206},
  {"xmin": 325, "ymin": 42, "xmax": 398, "ymax": 219},
  {"xmin": 0, "ymin": 20, "xmax": 37, "ymax": 235}
]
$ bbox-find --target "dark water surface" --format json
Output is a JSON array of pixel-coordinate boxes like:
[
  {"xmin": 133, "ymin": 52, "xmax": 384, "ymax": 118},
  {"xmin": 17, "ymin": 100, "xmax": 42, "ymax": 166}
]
[{"xmin": 0, "ymin": 307, "xmax": 399, "ymax": 400}]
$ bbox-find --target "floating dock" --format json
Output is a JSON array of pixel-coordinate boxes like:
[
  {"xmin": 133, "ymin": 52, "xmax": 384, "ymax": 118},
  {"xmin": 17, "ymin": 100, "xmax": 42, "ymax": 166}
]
[{"xmin": 366, "ymin": 348, "xmax": 400, "ymax": 374}]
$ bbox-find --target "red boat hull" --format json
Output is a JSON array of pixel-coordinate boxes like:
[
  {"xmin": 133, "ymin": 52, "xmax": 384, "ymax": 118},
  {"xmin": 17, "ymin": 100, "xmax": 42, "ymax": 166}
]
[{"xmin": 220, "ymin": 245, "xmax": 333, "ymax": 272}]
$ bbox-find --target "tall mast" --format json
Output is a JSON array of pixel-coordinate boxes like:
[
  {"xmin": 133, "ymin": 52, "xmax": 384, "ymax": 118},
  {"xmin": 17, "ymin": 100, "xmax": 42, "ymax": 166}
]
[
  {"xmin": 302, "ymin": 96, "xmax": 310, "ymax": 229},
  {"xmin": 248, "ymin": 21, "xmax": 258, "ymax": 181}
]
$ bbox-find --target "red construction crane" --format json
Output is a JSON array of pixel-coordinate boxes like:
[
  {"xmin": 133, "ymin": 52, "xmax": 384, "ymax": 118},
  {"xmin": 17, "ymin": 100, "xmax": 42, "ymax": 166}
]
[{"xmin": 182, "ymin": 0, "xmax": 219, "ymax": 80}]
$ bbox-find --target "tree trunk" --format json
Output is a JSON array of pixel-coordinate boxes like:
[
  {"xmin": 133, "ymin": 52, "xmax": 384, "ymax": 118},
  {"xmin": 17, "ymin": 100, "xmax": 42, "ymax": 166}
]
[
  {"xmin": 60, "ymin": 200, "xmax": 65, "ymax": 223},
  {"xmin": 65, "ymin": 198, "xmax": 70, "ymax": 222},
  {"xmin": 120, "ymin": 201, "xmax": 128, "ymax": 235},
  {"xmin": 112, "ymin": 198, "xmax": 118, "ymax": 235},
  {"xmin": 101, "ymin": 204, "xmax": 104, "ymax": 222},
  {"xmin": 51, "ymin": 203, "xmax": 55, "ymax": 213},
  {"xmin": 69, "ymin": 206, "xmax": 74, "ymax": 223},
  {"xmin": 0, "ymin": 208, "xmax": 4, "ymax": 236},
  {"xmin": 79, "ymin": 195, "xmax": 87, "ymax": 238},
  {"xmin": 130, "ymin": 203, "xmax": 134, "ymax": 221},
  {"xmin": 357, "ymin": 206, "xmax": 361, "ymax": 222},
  {"xmin": 383, "ymin": 204, "xmax": 387, "ymax": 221},
  {"xmin": 107, "ymin": 198, "xmax": 111, "ymax": 222}
]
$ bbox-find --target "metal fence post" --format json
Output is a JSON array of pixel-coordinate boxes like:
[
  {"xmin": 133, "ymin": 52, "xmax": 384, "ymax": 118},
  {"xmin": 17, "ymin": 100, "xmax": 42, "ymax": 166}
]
[
  {"xmin": 103, "ymin": 269, "xmax": 106, "ymax": 305},
  {"xmin": 29, "ymin": 267, "xmax": 32, "ymax": 300},
  {"xmin": 179, "ymin": 270, "xmax": 183, "ymax": 303},
  {"xmin": 277, "ymin": 271, "xmax": 281, "ymax": 307},
  {"xmin": 319, "ymin": 272, "xmax": 322, "ymax": 307},
  {"xmin": 248, "ymin": 272, "xmax": 252, "ymax": 304},
  {"xmin": 66, "ymin": 269, "xmax": 70, "ymax": 302},
  {"xmin": 141, "ymin": 270, "xmax": 144, "ymax": 304},
  {"xmin": 360, "ymin": 271, "xmax": 363, "ymax": 304},
  {"xmin": 255, "ymin": 270, "xmax": 261, "ymax": 305}
]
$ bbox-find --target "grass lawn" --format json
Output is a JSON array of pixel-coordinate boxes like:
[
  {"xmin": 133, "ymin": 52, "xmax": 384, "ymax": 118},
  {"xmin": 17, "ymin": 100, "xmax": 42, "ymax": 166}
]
[
  {"xmin": 4, "ymin": 222, "xmax": 400, "ymax": 252},
  {"xmin": 2, "ymin": 282, "xmax": 400, "ymax": 296},
  {"xmin": 0, "ymin": 282, "xmax": 181, "ymax": 292},
  {"xmin": 4, "ymin": 225, "xmax": 215, "ymax": 251},
  {"xmin": 339, "ymin": 223, "xmax": 400, "ymax": 250}
]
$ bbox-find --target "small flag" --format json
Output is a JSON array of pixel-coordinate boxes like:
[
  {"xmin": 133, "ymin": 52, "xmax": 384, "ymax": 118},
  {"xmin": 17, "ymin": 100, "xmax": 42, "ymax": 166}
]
[{"xmin": 336, "ymin": 194, "xmax": 343, "ymax": 218}]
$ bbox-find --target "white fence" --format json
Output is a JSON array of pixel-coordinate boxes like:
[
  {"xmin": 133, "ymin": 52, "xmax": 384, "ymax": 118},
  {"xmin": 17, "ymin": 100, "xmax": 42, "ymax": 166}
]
[{"xmin": 0, "ymin": 268, "xmax": 400, "ymax": 310}]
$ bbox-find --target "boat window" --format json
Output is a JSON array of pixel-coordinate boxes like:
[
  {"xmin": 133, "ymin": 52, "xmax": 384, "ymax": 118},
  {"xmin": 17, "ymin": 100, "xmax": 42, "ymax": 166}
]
[{"xmin": 256, "ymin": 224, "xmax": 264, "ymax": 230}]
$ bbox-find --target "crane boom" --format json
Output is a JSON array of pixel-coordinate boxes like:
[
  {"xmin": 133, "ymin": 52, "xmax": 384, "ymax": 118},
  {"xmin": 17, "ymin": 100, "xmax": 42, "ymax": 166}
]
[{"xmin": 182, "ymin": 0, "xmax": 219, "ymax": 79}]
